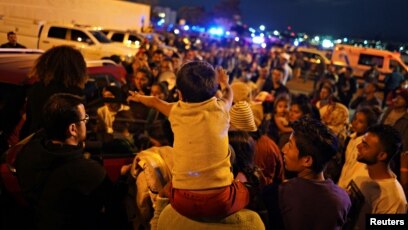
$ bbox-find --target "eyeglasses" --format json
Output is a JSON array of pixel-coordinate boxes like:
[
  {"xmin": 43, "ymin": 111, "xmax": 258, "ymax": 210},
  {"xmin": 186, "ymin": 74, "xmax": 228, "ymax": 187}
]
[{"xmin": 78, "ymin": 114, "xmax": 89, "ymax": 124}]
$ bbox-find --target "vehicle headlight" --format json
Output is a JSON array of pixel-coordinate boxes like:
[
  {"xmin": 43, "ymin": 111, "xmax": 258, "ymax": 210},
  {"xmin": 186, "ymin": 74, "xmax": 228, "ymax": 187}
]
[{"xmin": 121, "ymin": 54, "xmax": 135, "ymax": 64}]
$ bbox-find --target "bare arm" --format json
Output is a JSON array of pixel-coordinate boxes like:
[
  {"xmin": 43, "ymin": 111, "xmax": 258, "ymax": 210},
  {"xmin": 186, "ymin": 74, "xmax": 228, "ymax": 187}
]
[
  {"xmin": 217, "ymin": 67, "xmax": 233, "ymax": 109},
  {"xmin": 128, "ymin": 91, "xmax": 174, "ymax": 117},
  {"xmin": 274, "ymin": 116, "xmax": 293, "ymax": 133}
]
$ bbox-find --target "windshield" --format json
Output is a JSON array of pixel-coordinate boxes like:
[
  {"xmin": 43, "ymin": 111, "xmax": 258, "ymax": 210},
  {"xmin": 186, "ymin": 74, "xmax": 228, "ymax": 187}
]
[{"xmin": 90, "ymin": 31, "xmax": 111, "ymax": 43}]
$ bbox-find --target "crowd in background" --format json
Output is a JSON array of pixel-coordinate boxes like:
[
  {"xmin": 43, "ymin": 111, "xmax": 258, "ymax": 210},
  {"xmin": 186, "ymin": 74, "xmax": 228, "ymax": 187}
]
[{"xmin": 1, "ymin": 29, "xmax": 408, "ymax": 230}]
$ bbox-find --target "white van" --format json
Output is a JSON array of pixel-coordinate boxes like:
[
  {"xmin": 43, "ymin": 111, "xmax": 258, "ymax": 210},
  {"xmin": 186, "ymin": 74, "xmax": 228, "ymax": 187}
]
[
  {"xmin": 0, "ymin": 16, "xmax": 136, "ymax": 64},
  {"xmin": 331, "ymin": 44, "xmax": 408, "ymax": 81}
]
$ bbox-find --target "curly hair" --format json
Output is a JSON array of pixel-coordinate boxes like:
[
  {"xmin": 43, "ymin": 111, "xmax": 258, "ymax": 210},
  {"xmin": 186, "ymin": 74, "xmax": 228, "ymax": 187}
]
[{"xmin": 30, "ymin": 45, "xmax": 87, "ymax": 88}]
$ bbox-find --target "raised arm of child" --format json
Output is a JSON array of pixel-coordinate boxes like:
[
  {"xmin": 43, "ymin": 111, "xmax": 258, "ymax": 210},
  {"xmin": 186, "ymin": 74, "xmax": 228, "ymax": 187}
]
[
  {"xmin": 216, "ymin": 66, "xmax": 233, "ymax": 110},
  {"xmin": 127, "ymin": 91, "xmax": 174, "ymax": 117},
  {"xmin": 274, "ymin": 115, "xmax": 293, "ymax": 133}
]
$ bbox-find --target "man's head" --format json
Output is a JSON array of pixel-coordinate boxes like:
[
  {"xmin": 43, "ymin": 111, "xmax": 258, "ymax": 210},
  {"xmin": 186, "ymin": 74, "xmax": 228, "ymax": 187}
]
[
  {"xmin": 282, "ymin": 117, "xmax": 338, "ymax": 174},
  {"xmin": 42, "ymin": 93, "xmax": 87, "ymax": 144},
  {"xmin": 345, "ymin": 67, "xmax": 353, "ymax": 77},
  {"xmin": 364, "ymin": 82, "xmax": 377, "ymax": 94},
  {"xmin": 152, "ymin": 49, "xmax": 164, "ymax": 64},
  {"xmin": 271, "ymin": 67, "xmax": 284, "ymax": 83},
  {"xmin": 7, "ymin": 31, "xmax": 17, "ymax": 45},
  {"xmin": 176, "ymin": 61, "xmax": 218, "ymax": 102},
  {"xmin": 357, "ymin": 125, "xmax": 402, "ymax": 165},
  {"xmin": 393, "ymin": 89, "xmax": 408, "ymax": 109}
]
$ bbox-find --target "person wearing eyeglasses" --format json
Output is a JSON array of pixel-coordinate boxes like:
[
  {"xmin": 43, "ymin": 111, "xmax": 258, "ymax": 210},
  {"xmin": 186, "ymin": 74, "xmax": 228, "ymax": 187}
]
[{"xmin": 15, "ymin": 93, "xmax": 114, "ymax": 230}]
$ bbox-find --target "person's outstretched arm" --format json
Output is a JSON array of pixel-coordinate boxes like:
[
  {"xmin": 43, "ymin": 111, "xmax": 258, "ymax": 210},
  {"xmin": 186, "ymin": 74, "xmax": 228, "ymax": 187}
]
[
  {"xmin": 128, "ymin": 92, "xmax": 174, "ymax": 117},
  {"xmin": 217, "ymin": 67, "xmax": 233, "ymax": 110}
]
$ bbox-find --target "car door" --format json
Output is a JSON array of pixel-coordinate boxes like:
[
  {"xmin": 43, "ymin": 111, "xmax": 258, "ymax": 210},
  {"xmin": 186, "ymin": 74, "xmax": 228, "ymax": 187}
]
[{"xmin": 40, "ymin": 26, "xmax": 68, "ymax": 50}]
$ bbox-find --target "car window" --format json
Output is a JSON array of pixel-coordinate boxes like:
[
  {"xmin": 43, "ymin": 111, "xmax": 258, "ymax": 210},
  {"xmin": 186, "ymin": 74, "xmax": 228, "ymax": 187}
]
[
  {"xmin": 128, "ymin": 35, "xmax": 142, "ymax": 43},
  {"xmin": 71, "ymin": 29, "xmax": 91, "ymax": 43},
  {"xmin": 389, "ymin": 59, "xmax": 403, "ymax": 71},
  {"xmin": 358, "ymin": 54, "xmax": 384, "ymax": 68},
  {"xmin": 48, "ymin": 27, "xmax": 67, "ymax": 39},
  {"xmin": 111, "ymin": 33, "xmax": 125, "ymax": 42},
  {"xmin": 90, "ymin": 31, "xmax": 111, "ymax": 44}
]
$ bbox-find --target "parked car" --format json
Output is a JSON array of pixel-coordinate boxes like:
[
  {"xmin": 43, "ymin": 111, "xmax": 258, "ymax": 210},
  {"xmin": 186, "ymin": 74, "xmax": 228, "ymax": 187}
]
[
  {"xmin": 102, "ymin": 29, "xmax": 178, "ymax": 56},
  {"xmin": 0, "ymin": 48, "xmax": 127, "ymax": 152},
  {"xmin": 0, "ymin": 16, "xmax": 137, "ymax": 64},
  {"xmin": 101, "ymin": 29, "xmax": 145, "ymax": 49},
  {"xmin": 294, "ymin": 47, "xmax": 331, "ymax": 80}
]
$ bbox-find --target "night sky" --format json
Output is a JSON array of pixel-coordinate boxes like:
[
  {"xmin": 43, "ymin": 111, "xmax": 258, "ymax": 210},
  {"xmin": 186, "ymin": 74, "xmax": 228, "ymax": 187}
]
[{"xmin": 158, "ymin": 0, "xmax": 408, "ymax": 43}]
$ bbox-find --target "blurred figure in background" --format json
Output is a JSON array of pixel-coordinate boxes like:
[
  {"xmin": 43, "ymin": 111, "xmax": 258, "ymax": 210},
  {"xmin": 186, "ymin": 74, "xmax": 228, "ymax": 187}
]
[
  {"xmin": 97, "ymin": 86, "xmax": 130, "ymax": 134},
  {"xmin": 1, "ymin": 31, "xmax": 26, "ymax": 48},
  {"xmin": 21, "ymin": 45, "xmax": 88, "ymax": 138}
]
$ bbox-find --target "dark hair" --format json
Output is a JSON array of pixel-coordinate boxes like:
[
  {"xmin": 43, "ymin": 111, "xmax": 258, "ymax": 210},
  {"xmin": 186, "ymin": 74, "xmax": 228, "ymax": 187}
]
[
  {"xmin": 355, "ymin": 106, "xmax": 379, "ymax": 128},
  {"xmin": 367, "ymin": 125, "xmax": 402, "ymax": 163},
  {"xmin": 113, "ymin": 110, "xmax": 134, "ymax": 133},
  {"xmin": 346, "ymin": 67, "xmax": 353, "ymax": 73},
  {"xmin": 7, "ymin": 31, "xmax": 16, "ymax": 36},
  {"xmin": 103, "ymin": 85, "xmax": 124, "ymax": 103},
  {"xmin": 172, "ymin": 52, "xmax": 181, "ymax": 59},
  {"xmin": 31, "ymin": 45, "xmax": 87, "ymax": 88},
  {"xmin": 291, "ymin": 117, "xmax": 338, "ymax": 173},
  {"xmin": 228, "ymin": 131, "xmax": 256, "ymax": 176},
  {"xmin": 291, "ymin": 94, "xmax": 321, "ymax": 121},
  {"xmin": 320, "ymin": 82, "xmax": 335, "ymax": 95},
  {"xmin": 176, "ymin": 61, "xmax": 218, "ymax": 102},
  {"xmin": 152, "ymin": 82, "xmax": 169, "ymax": 98},
  {"xmin": 272, "ymin": 67, "xmax": 285, "ymax": 74},
  {"xmin": 273, "ymin": 94, "xmax": 290, "ymax": 113},
  {"xmin": 42, "ymin": 93, "xmax": 84, "ymax": 141},
  {"xmin": 134, "ymin": 67, "xmax": 153, "ymax": 94},
  {"xmin": 153, "ymin": 49, "xmax": 164, "ymax": 56}
]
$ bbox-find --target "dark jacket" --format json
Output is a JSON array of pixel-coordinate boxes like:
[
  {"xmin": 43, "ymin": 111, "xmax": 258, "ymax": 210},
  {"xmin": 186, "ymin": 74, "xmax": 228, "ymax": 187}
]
[
  {"xmin": 15, "ymin": 131, "xmax": 111, "ymax": 230},
  {"xmin": 0, "ymin": 42, "xmax": 26, "ymax": 48}
]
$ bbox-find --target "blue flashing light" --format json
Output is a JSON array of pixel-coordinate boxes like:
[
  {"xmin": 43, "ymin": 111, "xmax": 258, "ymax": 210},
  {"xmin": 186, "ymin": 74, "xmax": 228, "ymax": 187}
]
[
  {"xmin": 252, "ymin": 36, "xmax": 265, "ymax": 44},
  {"xmin": 259, "ymin": 25, "xmax": 265, "ymax": 31},
  {"xmin": 208, "ymin": 27, "xmax": 224, "ymax": 36},
  {"xmin": 157, "ymin": 19, "xmax": 165, "ymax": 26},
  {"xmin": 183, "ymin": 25, "xmax": 190, "ymax": 31},
  {"xmin": 294, "ymin": 40, "xmax": 299, "ymax": 46}
]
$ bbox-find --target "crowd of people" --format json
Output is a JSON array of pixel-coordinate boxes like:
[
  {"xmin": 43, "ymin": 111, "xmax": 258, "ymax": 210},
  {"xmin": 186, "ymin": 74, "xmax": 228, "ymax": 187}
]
[{"xmin": 1, "ymin": 29, "xmax": 408, "ymax": 230}]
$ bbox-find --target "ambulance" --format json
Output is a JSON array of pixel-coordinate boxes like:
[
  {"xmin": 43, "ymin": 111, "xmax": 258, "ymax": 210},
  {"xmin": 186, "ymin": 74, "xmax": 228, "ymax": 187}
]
[{"xmin": 331, "ymin": 44, "xmax": 408, "ymax": 81}]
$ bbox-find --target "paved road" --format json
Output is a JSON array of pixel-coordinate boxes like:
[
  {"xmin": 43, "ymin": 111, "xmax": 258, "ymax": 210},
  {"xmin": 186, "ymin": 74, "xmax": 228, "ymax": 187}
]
[{"xmin": 286, "ymin": 78, "xmax": 314, "ymax": 96}]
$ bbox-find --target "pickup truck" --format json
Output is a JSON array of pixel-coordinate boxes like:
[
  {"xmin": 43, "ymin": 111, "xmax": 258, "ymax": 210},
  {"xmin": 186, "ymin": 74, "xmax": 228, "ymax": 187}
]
[{"xmin": 0, "ymin": 16, "xmax": 137, "ymax": 63}]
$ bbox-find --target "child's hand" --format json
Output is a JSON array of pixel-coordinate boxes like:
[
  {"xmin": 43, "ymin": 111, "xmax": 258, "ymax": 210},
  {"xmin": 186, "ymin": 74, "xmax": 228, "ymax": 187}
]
[{"xmin": 216, "ymin": 66, "xmax": 229, "ymax": 89}]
